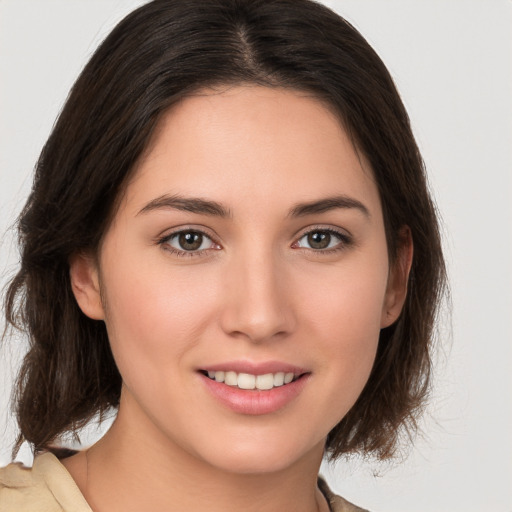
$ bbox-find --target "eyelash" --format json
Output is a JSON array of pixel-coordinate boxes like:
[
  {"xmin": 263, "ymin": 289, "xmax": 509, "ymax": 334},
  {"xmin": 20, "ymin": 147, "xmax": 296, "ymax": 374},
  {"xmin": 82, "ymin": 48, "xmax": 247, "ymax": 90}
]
[
  {"xmin": 293, "ymin": 226, "xmax": 353, "ymax": 254},
  {"xmin": 157, "ymin": 228, "xmax": 220, "ymax": 258},
  {"xmin": 157, "ymin": 226, "xmax": 353, "ymax": 258}
]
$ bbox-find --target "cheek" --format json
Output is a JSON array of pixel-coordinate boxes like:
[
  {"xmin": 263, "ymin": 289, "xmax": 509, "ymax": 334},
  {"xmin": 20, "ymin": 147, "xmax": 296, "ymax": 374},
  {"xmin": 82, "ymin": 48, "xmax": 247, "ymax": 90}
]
[
  {"xmin": 299, "ymin": 253, "xmax": 389, "ymax": 341},
  {"xmin": 100, "ymin": 257, "xmax": 219, "ymax": 383},
  {"xmin": 295, "ymin": 254, "xmax": 388, "ymax": 400}
]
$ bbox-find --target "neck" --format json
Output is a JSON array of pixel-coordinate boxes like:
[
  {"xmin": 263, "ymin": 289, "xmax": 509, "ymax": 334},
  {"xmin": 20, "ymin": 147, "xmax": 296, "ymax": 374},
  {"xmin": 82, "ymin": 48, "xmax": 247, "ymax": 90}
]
[{"xmin": 69, "ymin": 397, "xmax": 329, "ymax": 512}]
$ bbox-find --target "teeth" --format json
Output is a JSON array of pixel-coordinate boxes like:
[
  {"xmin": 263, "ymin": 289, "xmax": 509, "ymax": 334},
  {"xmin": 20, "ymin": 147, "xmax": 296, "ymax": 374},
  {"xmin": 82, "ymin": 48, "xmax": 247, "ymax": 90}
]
[
  {"xmin": 238, "ymin": 373, "xmax": 256, "ymax": 390},
  {"xmin": 256, "ymin": 373, "xmax": 274, "ymax": 390},
  {"xmin": 207, "ymin": 370, "xmax": 299, "ymax": 390},
  {"xmin": 224, "ymin": 371, "xmax": 238, "ymax": 386},
  {"xmin": 273, "ymin": 372, "xmax": 285, "ymax": 387}
]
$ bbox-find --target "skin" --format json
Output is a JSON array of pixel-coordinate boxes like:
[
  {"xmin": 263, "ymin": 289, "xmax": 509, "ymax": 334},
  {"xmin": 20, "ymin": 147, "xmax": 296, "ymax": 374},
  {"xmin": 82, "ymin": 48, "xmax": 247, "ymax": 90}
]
[{"xmin": 66, "ymin": 86, "xmax": 412, "ymax": 512}]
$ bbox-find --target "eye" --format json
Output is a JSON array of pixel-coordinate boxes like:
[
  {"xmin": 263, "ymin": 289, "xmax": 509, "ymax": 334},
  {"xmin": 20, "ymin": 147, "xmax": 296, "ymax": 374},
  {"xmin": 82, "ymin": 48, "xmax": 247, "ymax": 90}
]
[
  {"xmin": 160, "ymin": 229, "xmax": 219, "ymax": 254},
  {"xmin": 293, "ymin": 228, "xmax": 350, "ymax": 251}
]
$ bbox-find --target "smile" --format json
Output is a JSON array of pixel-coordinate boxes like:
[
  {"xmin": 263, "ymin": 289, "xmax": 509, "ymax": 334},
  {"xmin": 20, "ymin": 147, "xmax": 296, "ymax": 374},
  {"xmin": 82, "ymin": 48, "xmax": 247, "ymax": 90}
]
[
  {"xmin": 200, "ymin": 368, "xmax": 310, "ymax": 415},
  {"xmin": 204, "ymin": 370, "xmax": 298, "ymax": 390}
]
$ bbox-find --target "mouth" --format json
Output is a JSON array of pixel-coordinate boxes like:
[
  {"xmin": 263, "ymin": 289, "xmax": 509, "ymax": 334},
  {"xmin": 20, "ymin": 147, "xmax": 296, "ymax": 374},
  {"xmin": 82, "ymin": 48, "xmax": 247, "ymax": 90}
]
[
  {"xmin": 198, "ymin": 364, "xmax": 310, "ymax": 414},
  {"xmin": 200, "ymin": 370, "xmax": 304, "ymax": 391}
]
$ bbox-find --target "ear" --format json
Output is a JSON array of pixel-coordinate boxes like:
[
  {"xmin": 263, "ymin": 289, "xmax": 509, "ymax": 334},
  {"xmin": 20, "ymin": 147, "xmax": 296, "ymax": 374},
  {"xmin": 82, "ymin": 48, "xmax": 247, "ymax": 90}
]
[
  {"xmin": 69, "ymin": 252, "xmax": 105, "ymax": 320},
  {"xmin": 381, "ymin": 226, "xmax": 413, "ymax": 328}
]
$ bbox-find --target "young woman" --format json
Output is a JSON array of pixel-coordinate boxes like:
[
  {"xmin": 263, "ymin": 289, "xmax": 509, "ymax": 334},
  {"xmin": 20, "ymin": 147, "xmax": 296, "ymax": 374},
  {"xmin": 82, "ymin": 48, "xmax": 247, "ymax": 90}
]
[{"xmin": 0, "ymin": 1, "xmax": 446, "ymax": 511}]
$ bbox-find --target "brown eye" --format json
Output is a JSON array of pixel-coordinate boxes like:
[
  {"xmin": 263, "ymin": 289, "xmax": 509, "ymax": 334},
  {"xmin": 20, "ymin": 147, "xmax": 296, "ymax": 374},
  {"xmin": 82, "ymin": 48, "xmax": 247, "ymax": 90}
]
[
  {"xmin": 164, "ymin": 230, "xmax": 216, "ymax": 253},
  {"xmin": 307, "ymin": 231, "xmax": 331, "ymax": 249},
  {"xmin": 178, "ymin": 232, "xmax": 204, "ymax": 251},
  {"xmin": 295, "ymin": 229, "xmax": 349, "ymax": 251}
]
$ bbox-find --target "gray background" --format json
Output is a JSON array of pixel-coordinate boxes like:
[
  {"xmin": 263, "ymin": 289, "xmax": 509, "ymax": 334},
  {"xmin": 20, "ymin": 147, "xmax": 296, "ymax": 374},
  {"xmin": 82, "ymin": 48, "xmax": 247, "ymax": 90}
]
[{"xmin": 1, "ymin": 1, "xmax": 511, "ymax": 511}]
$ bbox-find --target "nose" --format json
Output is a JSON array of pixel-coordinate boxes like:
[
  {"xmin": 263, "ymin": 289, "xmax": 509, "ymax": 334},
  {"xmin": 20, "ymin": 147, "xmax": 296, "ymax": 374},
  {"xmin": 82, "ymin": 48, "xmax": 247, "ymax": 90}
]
[{"xmin": 219, "ymin": 250, "xmax": 296, "ymax": 344}]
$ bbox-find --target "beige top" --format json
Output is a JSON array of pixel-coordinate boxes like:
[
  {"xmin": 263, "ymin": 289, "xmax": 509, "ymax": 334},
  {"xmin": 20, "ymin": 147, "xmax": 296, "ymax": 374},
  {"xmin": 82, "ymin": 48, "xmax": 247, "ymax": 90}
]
[{"xmin": 0, "ymin": 453, "xmax": 368, "ymax": 512}]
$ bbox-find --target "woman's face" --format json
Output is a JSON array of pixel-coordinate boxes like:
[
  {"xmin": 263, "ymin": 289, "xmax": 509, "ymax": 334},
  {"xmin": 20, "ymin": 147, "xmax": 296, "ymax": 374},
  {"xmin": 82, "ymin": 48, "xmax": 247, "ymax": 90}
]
[{"xmin": 72, "ymin": 86, "xmax": 408, "ymax": 474}]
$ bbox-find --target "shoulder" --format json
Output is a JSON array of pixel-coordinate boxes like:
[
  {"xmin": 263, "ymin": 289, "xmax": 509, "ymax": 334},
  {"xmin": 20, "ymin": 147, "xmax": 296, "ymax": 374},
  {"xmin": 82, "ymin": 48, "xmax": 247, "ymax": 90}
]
[
  {"xmin": 0, "ymin": 452, "xmax": 91, "ymax": 512},
  {"xmin": 318, "ymin": 477, "xmax": 370, "ymax": 512}
]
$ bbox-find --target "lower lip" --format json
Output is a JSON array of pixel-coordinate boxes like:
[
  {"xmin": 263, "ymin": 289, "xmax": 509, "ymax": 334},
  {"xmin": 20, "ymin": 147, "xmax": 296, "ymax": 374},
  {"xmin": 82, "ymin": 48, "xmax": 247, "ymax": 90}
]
[{"xmin": 200, "ymin": 373, "xmax": 309, "ymax": 415}]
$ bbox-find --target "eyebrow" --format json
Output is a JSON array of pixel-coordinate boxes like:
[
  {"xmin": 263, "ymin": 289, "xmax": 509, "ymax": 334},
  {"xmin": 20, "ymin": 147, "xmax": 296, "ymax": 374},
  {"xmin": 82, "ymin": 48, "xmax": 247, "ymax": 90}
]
[
  {"xmin": 137, "ymin": 193, "xmax": 369, "ymax": 219},
  {"xmin": 288, "ymin": 195, "xmax": 370, "ymax": 218},
  {"xmin": 137, "ymin": 194, "xmax": 231, "ymax": 218}
]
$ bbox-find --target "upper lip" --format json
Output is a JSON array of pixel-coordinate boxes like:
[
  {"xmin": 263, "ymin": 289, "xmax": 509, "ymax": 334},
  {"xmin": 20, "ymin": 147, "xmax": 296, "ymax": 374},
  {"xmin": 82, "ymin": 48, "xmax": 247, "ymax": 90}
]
[{"xmin": 199, "ymin": 360, "xmax": 308, "ymax": 376}]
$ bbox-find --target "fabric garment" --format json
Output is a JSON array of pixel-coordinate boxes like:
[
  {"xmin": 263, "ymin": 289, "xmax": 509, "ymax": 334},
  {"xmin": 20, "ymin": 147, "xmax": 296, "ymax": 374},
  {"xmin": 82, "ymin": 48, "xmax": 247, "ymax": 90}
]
[
  {"xmin": 0, "ymin": 453, "xmax": 91, "ymax": 512},
  {"xmin": 0, "ymin": 452, "xmax": 368, "ymax": 512}
]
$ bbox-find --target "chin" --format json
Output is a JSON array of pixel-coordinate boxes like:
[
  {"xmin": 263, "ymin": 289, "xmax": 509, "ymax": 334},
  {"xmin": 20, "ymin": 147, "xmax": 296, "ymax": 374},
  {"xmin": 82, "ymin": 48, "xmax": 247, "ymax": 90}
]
[{"xmin": 195, "ymin": 433, "xmax": 325, "ymax": 476}]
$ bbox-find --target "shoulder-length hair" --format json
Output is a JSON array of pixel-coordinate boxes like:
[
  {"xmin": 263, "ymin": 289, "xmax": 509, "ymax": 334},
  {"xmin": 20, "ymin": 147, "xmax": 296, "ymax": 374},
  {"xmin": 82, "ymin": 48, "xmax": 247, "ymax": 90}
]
[{"xmin": 4, "ymin": 0, "xmax": 446, "ymax": 460}]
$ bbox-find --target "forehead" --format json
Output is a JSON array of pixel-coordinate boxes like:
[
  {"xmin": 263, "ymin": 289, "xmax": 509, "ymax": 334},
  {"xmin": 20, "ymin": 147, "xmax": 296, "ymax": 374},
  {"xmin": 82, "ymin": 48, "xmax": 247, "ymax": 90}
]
[{"xmin": 124, "ymin": 85, "xmax": 380, "ymax": 217}]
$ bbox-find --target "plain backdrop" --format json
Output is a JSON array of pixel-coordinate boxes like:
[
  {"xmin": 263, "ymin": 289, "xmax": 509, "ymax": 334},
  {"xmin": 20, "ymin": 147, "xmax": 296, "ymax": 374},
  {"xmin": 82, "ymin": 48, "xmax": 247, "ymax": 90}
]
[{"xmin": 1, "ymin": 1, "xmax": 511, "ymax": 511}]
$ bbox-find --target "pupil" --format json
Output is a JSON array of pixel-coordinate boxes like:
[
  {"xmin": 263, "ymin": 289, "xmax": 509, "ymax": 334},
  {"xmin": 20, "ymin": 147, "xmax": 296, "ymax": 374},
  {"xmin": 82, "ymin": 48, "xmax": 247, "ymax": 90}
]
[
  {"xmin": 179, "ymin": 232, "xmax": 202, "ymax": 251},
  {"xmin": 308, "ymin": 231, "xmax": 330, "ymax": 249}
]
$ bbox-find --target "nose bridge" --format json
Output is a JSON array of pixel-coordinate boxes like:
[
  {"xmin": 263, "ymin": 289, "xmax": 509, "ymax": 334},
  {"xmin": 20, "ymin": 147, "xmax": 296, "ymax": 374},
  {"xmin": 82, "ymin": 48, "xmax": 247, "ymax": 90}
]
[{"xmin": 220, "ymin": 243, "xmax": 295, "ymax": 342}]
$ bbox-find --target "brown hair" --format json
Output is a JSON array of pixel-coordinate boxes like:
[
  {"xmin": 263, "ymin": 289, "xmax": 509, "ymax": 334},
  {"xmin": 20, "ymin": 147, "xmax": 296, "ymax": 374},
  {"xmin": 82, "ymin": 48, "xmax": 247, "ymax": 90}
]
[{"xmin": 4, "ymin": 0, "xmax": 446, "ymax": 460}]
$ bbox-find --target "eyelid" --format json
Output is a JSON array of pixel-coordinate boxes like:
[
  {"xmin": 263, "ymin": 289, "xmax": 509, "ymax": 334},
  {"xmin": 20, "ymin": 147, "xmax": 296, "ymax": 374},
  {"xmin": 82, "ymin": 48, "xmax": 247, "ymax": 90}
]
[
  {"xmin": 156, "ymin": 225, "xmax": 222, "ymax": 257},
  {"xmin": 156, "ymin": 224, "xmax": 219, "ymax": 240},
  {"xmin": 292, "ymin": 224, "xmax": 353, "ymax": 251},
  {"xmin": 155, "ymin": 223, "xmax": 353, "ymax": 257},
  {"xmin": 293, "ymin": 224, "xmax": 352, "ymax": 240}
]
